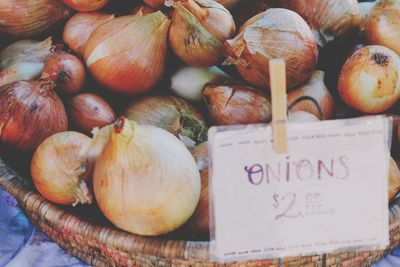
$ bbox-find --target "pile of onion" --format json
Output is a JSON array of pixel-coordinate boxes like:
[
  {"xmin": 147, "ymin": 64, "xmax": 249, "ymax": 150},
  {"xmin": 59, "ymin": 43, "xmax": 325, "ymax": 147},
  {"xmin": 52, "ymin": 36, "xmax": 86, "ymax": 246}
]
[
  {"xmin": 224, "ymin": 8, "xmax": 318, "ymax": 90},
  {"xmin": 93, "ymin": 117, "xmax": 201, "ymax": 236},
  {"xmin": 338, "ymin": 45, "xmax": 400, "ymax": 114},
  {"xmin": 84, "ymin": 11, "xmax": 171, "ymax": 94}
]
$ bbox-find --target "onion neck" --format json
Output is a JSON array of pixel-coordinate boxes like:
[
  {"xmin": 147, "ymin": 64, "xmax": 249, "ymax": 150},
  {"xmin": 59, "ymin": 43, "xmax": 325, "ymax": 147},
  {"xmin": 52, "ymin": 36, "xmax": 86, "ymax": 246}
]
[
  {"xmin": 178, "ymin": 0, "xmax": 208, "ymax": 21},
  {"xmin": 112, "ymin": 117, "xmax": 135, "ymax": 146},
  {"xmin": 73, "ymin": 180, "xmax": 93, "ymax": 206},
  {"xmin": 37, "ymin": 78, "xmax": 57, "ymax": 94}
]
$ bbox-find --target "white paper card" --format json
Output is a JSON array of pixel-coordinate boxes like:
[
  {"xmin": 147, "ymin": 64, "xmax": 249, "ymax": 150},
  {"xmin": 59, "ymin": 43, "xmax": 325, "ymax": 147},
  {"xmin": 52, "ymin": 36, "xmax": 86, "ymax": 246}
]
[{"xmin": 209, "ymin": 117, "xmax": 391, "ymax": 262}]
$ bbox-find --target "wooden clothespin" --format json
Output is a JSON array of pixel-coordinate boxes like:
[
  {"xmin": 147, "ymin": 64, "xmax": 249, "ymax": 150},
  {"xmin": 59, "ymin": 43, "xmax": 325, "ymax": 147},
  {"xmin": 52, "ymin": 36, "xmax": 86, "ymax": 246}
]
[{"xmin": 269, "ymin": 59, "xmax": 288, "ymax": 154}]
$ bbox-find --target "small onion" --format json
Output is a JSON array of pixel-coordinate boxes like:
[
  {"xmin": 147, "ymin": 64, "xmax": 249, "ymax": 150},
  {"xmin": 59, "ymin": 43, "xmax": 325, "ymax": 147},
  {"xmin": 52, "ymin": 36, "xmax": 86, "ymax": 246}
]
[
  {"xmin": 203, "ymin": 81, "xmax": 272, "ymax": 125},
  {"xmin": 0, "ymin": 79, "xmax": 68, "ymax": 152},
  {"xmin": 280, "ymin": 0, "xmax": 361, "ymax": 47},
  {"xmin": 225, "ymin": 8, "xmax": 318, "ymax": 90},
  {"xmin": 338, "ymin": 45, "xmax": 400, "ymax": 114},
  {"xmin": 31, "ymin": 131, "xmax": 93, "ymax": 206},
  {"xmin": 288, "ymin": 71, "xmax": 335, "ymax": 120},
  {"xmin": 84, "ymin": 11, "xmax": 171, "ymax": 94},
  {"xmin": 125, "ymin": 95, "xmax": 207, "ymax": 146},
  {"xmin": 67, "ymin": 93, "xmax": 116, "ymax": 136},
  {"xmin": 0, "ymin": 0, "xmax": 73, "ymax": 38},
  {"xmin": 169, "ymin": 0, "xmax": 236, "ymax": 67},
  {"xmin": 93, "ymin": 117, "xmax": 201, "ymax": 236},
  {"xmin": 170, "ymin": 66, "xmax": 229, "ymax": 102},
  {"xmin": 365, "ymin": 0, "xmax": 400, "ymax": 56},
  {"xmin": 41, "ymin": 51, "xmax": 86, "ymax": 95},
  {"xmin": 63, "ymin": 12, "xmax": 115, "ymax": 57},
  {"xmin": 62, "ymin": 0, "xmax": 110, "ymax": 12}
]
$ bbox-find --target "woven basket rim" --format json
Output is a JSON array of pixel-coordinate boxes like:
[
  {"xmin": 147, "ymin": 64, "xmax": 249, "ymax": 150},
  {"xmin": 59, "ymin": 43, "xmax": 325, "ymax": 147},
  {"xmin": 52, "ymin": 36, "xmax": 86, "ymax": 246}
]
[{"xmin": 1, "ymin": 156, "xmax": 400, "ymax": 266}]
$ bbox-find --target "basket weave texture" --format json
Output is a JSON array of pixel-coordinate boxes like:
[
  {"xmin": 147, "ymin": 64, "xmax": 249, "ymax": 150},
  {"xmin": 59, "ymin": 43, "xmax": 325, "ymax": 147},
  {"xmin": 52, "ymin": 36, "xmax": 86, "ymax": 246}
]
[{"xmin": 1, "ymin": 157, "xmax": 400, "ymax": 267}]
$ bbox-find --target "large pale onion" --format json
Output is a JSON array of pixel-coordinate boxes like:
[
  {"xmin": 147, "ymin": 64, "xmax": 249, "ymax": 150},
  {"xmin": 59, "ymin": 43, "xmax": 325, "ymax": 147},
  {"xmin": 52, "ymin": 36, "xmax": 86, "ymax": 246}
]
[
  {"xmin": 93, "ymin": 118, "xmax": 201, "ymax": 236},
  {"xmin": 225, "ymin": 8, "xmax": 318, "ymax": 90},
  {"xmin": 84, "ymin": 11, "xmax": 171, "ymax": 94},
  {"xmin": 280, "ymin": 0, "xmax": 361, "ymax": 47},
  {"xmin": 0, "ymin": 0, "xmax": 73, "ymax": 38},
  {"xmin": 365, "ymin": 0, "xmax": 400, "ymax": 56}
]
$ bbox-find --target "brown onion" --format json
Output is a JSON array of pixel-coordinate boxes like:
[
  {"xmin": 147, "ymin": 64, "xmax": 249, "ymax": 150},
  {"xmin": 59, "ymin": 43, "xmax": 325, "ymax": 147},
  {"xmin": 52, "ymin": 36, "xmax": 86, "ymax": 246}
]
[
  {"xmin": 68, "ymin": 93, "xmax": 116, "ymax": 136},
  {"xmin": 63, "ymin": 12, "xmax": 115, "ymax": 57},
  {"xmin": 184, "ymin": 142, "xmax": 210, "ymax": 240},
  {"xmin": 225, "ymin": 8, "xmax": 318, "ymax": 90},
  {"xmin": 338, "ymin": 45, "xmax": 400, "ymax": 114},
  {"xmin": 0, "ymin": 79, "xmax": 68, "ymax": 152},
  {"xmin": 0, "ymin": 0, "xmax": 73, "ymax": 38},
  {"xmin": 365, "ymin": 0, "xmax": 400, "ymax": 56},
  {"xmin": 280, "ymin": 0, "xmax": 361, "ymax": 47},
  {"xmin": 41, "ymin": 51, "xmax": 86, "ymax": 95},
  {"xmin": 125, "ymin": 95, "xmax": 207, "ymax": 146},
  {"xmin": 169, "ymin": 0, "xmax": 236, "ymax": 67},
  {"xmin": 203, "ymin": 81, "xmax": 272, "ymax": 125},
  {"xmin": 84, "ymin": 11, "xmax": 171, "ymax": 94},
  {"xmin": 288, "ymin": 71, "xmax": 335, "ymax": 120},
  {"xmin": 62, "ymin": 0, "xmax": 110, "ymax": 11},
  {"xmin": 31, "ymin": 131, "xmax": 93, "ymax": 206}
]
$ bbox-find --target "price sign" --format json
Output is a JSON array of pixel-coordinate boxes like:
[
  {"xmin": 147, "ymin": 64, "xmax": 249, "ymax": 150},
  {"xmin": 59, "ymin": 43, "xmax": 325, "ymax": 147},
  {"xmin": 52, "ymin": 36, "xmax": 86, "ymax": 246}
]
[{"xmin": 209, "ymin": 116, "xmax": 391, "ymax": 262}]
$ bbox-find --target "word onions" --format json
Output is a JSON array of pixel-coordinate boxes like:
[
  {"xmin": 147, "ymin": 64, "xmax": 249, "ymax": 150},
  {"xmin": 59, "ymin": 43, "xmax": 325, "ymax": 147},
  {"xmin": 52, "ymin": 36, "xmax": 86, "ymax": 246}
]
[
  {"xmin": 338, "ymin": 45, "xmax": 400, "ymax": 113},
  {"xmin": 93, "ymin": 117, "xmax": 201, "ymax": 236},
  {"xmin": 31, "ymin": 131, "xmax": 93, "ymax": 206}
]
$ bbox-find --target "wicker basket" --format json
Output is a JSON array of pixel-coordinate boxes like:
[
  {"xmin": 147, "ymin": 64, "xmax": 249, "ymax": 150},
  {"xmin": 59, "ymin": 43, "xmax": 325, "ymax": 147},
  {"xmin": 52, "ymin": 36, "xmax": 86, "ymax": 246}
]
[{"xmin": 1, "ymin": 157, "xmax": 400, "ymax": 267}]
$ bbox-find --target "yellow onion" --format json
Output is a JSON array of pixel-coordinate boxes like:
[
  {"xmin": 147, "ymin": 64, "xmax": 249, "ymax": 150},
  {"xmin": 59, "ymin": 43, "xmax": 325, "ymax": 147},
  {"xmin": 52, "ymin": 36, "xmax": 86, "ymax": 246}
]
[
  {"xmin": 338, "ymin": 45, "xmax": 400, "ymax": 114},
  {"xmin": 169, "ymin": 0, "xmax": 236, "ymax": 67},
  {"xmin": 125, "ymin": 96, "xmax": 207, "ymax": 147},
  {"xmin": 0, "ymin": 79, "xmax": 68, "ymax": 152},
  {"xmin": 0, "ymin": 0, "xmax": 73, "ymax": 38},
  {"xmin": 203, "ymin": 81, "xmax": 272, "ymax": 125},
  {"xmin": 93, "ymin": 117, "xmax": 201, "ymax": 236},
  {"xmin": 63, "ymin": 12, "xmax": 115, "ymax": 57},
  {"xmin": 31, "ymin": 131, "xmax": 93, "ymax": 206},
  {"xmin": 184, "ymin": 142, "xmax": 210, "ymax": 240},
  {"xmin": 225, "ymin": 8, "xmax": 318, "ymax": 90},
  {"xmin": 288, "ymin": 71, "xmax": 335, "ymax": 120},
  {"xmin": 84, "ymin": 11, "xmax": 171, "ymax": 94},
  {"xmin": 365, "ymin": 0, "xmax": 400, "ymax": 56},
  {"xmin": 62, "ymin": 0, "xmax": 110, "ymax": 12},
  {"xmin": 170, "ymin": 66, "xmax": 229, "ymax": 101},
  {"xmin": 280, "ymin": 0, "xmax": 361, "ymax": 47},
  {"xmin": 389, "ymin": 157, "xmax": 400, "ymax": 201}
]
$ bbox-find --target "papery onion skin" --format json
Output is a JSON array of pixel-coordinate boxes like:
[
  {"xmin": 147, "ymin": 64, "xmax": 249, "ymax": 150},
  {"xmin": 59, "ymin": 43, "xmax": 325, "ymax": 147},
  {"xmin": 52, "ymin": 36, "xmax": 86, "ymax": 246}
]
[
  {"xmin": 0, "ymin": 62, "xmax": 44, "ymax": 87},
  {"xmin": 68, "ymin": 93, "xmax": 116, "ymax": 136},
  {"xmin": 203, "ymin": 81, "xmax": 272, "ymax": 125},
  {"xmin": 0, "ymin": 37, "xmax": 54, "ymax": 70},
  {"xmin": 288, "ymin": 71, "xmax": 335, "ymax": 120},
  {"xmin": 63, "ymin": 12, "xmax": 115, "ymax": 57},
  {"xmin": 0, "ymin": 79, "xmax": 68, "ymax": 152},
  {"xmin": 338, "ymin": 45, "xmax": 400, "ymax": 114},
  {"xmin": 125, "ymin": 95, "xmax": 207, "ymax": 146},
  {"xmin": 169, "ymin": 0, "xmax": 236, "ymax": 67},
  {"xmin": 62, "ymin": 0, "xmax": 110, "ymax": 12},
  {"xmin": 280, "ymin": 0, "xmax": 361, "ymax": 47},
  {"xmin": 93, "ymin": 118, "xmax": 201, "ymax": 236},
  {"xmin": 31, "ymin": 131, "xmax": 93, "ymax": 206},
  {"xmin": 41, "ymin": 51, "xmax": 86, "ymax": 95},
  {"xmin": 84, "ymin": 11, "xmax": 171, "ymax": 94},
  {"xmin": 365, "ymin": 0, "xmax": 400, "ymax": 56},
  {"xmin": 225, "ymin": 8, "xmax": 318, "ymax": 90},
  {"xmin": 0, "ymin": 0, "xmax": 73, "ymax": 38}
]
